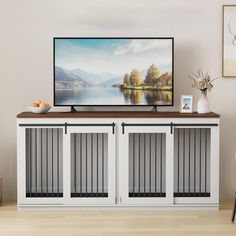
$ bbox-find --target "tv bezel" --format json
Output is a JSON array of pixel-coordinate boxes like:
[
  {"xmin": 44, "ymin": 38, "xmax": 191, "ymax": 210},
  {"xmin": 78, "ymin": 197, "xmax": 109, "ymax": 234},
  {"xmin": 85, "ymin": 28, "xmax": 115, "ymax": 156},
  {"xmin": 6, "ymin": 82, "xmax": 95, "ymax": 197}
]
[{"xmin": 53, "ymin": 37, "xmax": 174, "ymax": 107}]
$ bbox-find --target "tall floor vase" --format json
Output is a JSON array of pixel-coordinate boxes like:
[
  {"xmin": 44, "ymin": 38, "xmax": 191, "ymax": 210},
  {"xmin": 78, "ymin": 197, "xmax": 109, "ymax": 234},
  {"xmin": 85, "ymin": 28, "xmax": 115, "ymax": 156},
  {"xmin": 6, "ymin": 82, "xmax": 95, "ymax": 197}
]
[{"xmin": 197, "ymin": 91, "xmax": 209, "ymax": 113}]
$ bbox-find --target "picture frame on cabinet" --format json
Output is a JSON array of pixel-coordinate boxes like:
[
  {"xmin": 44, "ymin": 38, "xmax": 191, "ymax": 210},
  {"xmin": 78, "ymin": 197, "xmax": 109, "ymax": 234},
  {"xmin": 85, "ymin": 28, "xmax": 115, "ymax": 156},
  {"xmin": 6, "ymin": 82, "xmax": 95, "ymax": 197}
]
[{"xmin": 180, "ymin": 95, "xmax": 193, "ymax": 113}]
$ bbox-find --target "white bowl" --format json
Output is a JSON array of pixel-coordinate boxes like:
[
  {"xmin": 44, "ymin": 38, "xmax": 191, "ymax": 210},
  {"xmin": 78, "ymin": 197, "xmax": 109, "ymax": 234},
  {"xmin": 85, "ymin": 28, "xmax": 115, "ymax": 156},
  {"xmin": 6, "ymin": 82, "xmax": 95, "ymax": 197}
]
[{"xmin": 28, "ymin": 106, "xmax": 51, "ymax": 114}]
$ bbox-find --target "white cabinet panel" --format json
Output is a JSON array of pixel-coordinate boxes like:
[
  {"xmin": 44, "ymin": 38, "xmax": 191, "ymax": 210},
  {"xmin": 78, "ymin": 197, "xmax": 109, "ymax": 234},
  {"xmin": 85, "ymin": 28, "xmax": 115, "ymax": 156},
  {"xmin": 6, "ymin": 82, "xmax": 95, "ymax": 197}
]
[
  {"xmin": 64, "ymin": 124, "xmax": 116, "ymax": 205},
  {"xmin": 18, "ymin": 127, "xmax": 64, "ymax": 205},
  {"xmin": 119, "ymin": 125, "xmax": 173, "ymax": 205}
]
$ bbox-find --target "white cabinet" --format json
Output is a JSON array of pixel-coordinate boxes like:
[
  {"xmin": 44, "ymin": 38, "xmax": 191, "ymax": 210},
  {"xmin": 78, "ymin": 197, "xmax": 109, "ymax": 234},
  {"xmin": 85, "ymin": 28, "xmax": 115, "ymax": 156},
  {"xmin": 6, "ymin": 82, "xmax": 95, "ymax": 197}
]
[{"xmin": 17, "ymin": 112, "xmax": 220, "ymax": 210}]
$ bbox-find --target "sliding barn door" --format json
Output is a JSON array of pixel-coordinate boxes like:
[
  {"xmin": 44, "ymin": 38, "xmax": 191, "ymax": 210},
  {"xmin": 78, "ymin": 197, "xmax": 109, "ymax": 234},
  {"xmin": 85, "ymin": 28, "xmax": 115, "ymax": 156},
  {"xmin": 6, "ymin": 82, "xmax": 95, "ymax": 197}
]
[
  {"xmin": 64, "ymin": 123, "xmax": 116, "ymax": 205},
  {"xmin": 17, "ymin": 126, "xmax": 64, "ymax": 205},
  {"xmin": 119, "ymin": 124, "xmax": 173, "ymax": 205},
  {"xmin": 173, "ymin": 126, "xmax": 219, "ymax": 204}
]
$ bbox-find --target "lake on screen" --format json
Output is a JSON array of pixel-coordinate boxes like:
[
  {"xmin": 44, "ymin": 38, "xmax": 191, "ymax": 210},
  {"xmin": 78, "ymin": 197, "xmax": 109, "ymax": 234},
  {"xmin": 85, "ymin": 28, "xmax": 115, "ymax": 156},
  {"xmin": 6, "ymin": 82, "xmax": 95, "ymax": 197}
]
[{"xmin": 55, "ymin": 87, "xmax": 172, "ymax": 106}]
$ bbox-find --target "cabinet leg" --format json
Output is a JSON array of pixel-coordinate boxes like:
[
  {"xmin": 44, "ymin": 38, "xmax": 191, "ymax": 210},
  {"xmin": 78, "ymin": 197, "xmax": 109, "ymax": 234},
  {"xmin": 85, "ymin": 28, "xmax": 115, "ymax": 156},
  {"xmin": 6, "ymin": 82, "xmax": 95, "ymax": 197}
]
[{"xmin": 232, "ymin": 191, "xmax": 236, "ymax": 222}]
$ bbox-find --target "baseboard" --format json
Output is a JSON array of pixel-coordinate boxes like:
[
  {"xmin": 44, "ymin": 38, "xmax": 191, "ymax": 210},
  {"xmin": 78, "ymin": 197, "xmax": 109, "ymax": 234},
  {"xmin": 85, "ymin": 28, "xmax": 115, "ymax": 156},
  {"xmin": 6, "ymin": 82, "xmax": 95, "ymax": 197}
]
[{"xmin": 17, "ymin": 204, "xmax": 219, "ymax": 211}]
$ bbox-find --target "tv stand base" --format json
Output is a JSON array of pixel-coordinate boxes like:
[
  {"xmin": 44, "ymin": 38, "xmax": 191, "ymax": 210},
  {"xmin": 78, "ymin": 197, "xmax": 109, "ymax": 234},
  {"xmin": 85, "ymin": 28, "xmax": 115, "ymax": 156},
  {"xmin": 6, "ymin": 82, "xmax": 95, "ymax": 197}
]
[
  {"xmin": 151, "ymin": 105, "xmax": 158, "ymax": 112},
  {"xmin": 70, "ymin": 106, "xmax": 77, "ymax": 113}
]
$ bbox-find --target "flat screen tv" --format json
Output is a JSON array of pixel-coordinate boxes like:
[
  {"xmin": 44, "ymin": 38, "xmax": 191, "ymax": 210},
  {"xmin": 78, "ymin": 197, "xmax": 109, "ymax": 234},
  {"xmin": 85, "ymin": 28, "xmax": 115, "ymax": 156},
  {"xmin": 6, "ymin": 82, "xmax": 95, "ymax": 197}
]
[{"xmin": 54, "ymin": 37, "xmax": 174, "ymax": 107}]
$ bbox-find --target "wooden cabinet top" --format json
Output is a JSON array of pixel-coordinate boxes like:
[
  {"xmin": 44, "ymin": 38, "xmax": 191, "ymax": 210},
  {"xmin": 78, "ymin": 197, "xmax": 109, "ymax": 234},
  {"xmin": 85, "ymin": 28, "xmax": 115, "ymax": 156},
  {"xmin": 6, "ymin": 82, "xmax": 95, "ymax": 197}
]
[{"xmin": 17, "ymin": 111, "xmax": 220, "ymax": 119}]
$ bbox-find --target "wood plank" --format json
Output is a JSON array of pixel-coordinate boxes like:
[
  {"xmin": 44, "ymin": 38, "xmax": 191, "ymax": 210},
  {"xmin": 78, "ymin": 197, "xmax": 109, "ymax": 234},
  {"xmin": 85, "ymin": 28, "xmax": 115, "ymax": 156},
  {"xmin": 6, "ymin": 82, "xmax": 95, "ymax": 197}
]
[
  {"xmin": 0, "ymin": 202, "xmax": 235, "ymax": 236},
  {"xmin": 17, "ymin": 111, "xmax": 220, "ymax": 119}
]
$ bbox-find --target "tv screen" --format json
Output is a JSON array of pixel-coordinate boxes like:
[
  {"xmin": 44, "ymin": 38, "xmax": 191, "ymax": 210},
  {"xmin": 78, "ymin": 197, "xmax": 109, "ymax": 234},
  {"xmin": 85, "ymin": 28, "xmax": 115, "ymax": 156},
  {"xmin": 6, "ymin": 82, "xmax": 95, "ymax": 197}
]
[{"xmin": 54, "ymin": 37, "xmax": 174, "ymax": 106}]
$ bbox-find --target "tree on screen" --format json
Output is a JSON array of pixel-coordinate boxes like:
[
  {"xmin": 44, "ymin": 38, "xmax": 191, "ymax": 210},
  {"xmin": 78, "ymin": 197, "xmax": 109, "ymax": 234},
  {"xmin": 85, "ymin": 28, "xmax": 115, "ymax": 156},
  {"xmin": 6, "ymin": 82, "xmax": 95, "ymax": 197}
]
[
  {"xmin": 144, "ymin": 64, "xmax": 161, "ymax": 86},
  {"xmin": 130, "ymin": 69, "xmax": 142, "ymax": 86}
]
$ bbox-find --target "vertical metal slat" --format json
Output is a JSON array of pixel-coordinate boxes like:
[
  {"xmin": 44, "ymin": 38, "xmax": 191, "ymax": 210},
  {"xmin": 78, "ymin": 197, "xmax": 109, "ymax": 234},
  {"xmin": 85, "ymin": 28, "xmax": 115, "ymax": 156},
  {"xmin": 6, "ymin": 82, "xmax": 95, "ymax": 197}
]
[
  {"xmin": 29, "ymin": 129, "xmax": 32, "ymax": 197},
  {"xmin": 205, "ymin": 128, "xmax": 207, "ymax": 196},
  {"xmin": 91, "ymin": 134, "xmax": 93, "ymax": 194},
  {"xmin": 133, "ymin": 133, "xmax": 135, "ymax": 197},
  {"xmin": 52, "ymin": 129, "xmax": 54, "ymax": 194},
  {"xmin": 102, "ymin": 133, "xmax": 104, "ymax": 197},
  {"xmin": 177, "ymin": 128, "xmax": 180, "ymax": 194},
  {"xmin": 138, "ymin": 133, "xmax": 141, "ymax": 196},
  {"xmin": 154, "ymin": 133, "xmax": 157, "ymax": 196},
  {"xmin": 86, "ymin": 133, "xmax": 88, "ymax": 197},
  {"xmin": 149, "ymin": 133, "xmax": 151, "ymax": 197},
  {"xmin": 97, "ymin": 133, "xmax": 99, "ymax": 197},
  {"xmin": 143, "ymin": 134, "xmax": 146, "ymax": 196},
  {"xmin": 74, "ymin": 134, "xmax": 77, "ymax": 195},
  {"xmin": 188, "ymin": 128, "xmax": 191, "ymax": 196},
  {"xmin": 80, "ymin": 133, "xmax": 83, "ymax": 197},
  {"xmin": 57, "ymin": 128, "xmax": 59, "ymax": 197},
  {"xmin": 199, "ymin": 129, "xmax": 202, "ymax": 194},
  {"xmin": 160, "ymin": 133, "xmax": 163, "ymax": 196},
  {"xmin": 35, "ymin": 128, "xmax": 37, "ymax": 194},
  {"xmin": 41, "ymin": 128, "xmax": 43, "ymax": 197},
  {"xmin": 194, "ymin": 128, "xmax": 196, "ymax": 197},
  {"xmin": 183, "ymin": 129, "xmax": 185, "ymax": 194},
  {"xmin": 46, "ymin": 128, "xmax": 48, "ymax": 197}
]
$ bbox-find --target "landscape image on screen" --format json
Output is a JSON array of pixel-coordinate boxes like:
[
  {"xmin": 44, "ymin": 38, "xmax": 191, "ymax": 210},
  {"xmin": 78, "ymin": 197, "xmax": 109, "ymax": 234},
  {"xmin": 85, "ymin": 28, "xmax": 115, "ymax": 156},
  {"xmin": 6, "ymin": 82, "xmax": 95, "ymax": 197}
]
[{"xmin": 54, "ymin": 38, "xmax": 173, "ymax": 106}]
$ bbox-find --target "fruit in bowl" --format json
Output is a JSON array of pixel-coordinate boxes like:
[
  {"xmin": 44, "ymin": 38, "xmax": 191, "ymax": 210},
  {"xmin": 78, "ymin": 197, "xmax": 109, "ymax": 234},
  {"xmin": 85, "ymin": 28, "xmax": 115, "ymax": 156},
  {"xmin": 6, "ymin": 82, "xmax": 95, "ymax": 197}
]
[{"xmin": 28, "ymin": 101, "xmax": 51, "ymax": 114}]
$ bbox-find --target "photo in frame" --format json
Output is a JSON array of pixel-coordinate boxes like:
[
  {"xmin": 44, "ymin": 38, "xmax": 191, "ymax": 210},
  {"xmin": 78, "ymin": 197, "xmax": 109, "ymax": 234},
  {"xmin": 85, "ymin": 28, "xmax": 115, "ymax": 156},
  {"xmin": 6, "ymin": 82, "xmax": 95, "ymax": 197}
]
[
  {"xmin": 223, "ymin": 5, "xmax": 236, "ymax": 77},
  {"xmin": 180, "ymin": 95, "xmax": 193, "ymax": 113}
]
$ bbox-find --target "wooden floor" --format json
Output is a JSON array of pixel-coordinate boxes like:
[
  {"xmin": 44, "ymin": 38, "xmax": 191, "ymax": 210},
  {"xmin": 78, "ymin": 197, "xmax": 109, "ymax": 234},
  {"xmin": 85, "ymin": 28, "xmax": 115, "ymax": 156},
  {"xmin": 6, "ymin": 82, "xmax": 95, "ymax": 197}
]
[{"xmin": 0, "ymin": 202, "xmax": 235, "ymax": 236}]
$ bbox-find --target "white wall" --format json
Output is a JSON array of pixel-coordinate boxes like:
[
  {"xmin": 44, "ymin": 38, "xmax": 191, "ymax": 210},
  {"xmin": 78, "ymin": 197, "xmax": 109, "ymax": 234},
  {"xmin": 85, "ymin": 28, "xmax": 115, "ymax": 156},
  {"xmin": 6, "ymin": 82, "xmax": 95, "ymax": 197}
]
[{"xmin": 0, "ymin": 0, "xmax": 236, "ymax": 201}]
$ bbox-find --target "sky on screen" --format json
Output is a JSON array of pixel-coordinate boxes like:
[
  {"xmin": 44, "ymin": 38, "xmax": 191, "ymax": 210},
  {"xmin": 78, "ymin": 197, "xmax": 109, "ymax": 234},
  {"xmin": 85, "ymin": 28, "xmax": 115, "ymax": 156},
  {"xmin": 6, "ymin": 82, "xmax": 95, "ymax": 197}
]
[{"xmin": 55, "ymin": 38, "xmax": 172, "ymax": 74}]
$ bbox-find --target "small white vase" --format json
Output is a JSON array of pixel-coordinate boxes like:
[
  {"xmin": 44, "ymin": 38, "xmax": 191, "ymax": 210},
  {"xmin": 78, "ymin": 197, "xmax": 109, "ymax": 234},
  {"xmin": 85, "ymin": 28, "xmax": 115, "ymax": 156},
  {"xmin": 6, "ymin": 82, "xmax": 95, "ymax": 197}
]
[{"xmin": 197, "ymin": 92, "xmax": 209, "ymax": 113}]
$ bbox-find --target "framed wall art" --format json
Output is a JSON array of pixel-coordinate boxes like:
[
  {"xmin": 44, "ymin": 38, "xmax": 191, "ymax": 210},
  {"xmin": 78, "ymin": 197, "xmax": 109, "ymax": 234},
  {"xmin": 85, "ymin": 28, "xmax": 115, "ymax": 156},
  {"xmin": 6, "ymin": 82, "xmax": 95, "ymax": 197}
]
[{"xmin": 223, "ymin": 5, "xmax": 236, "ymax": 77}]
